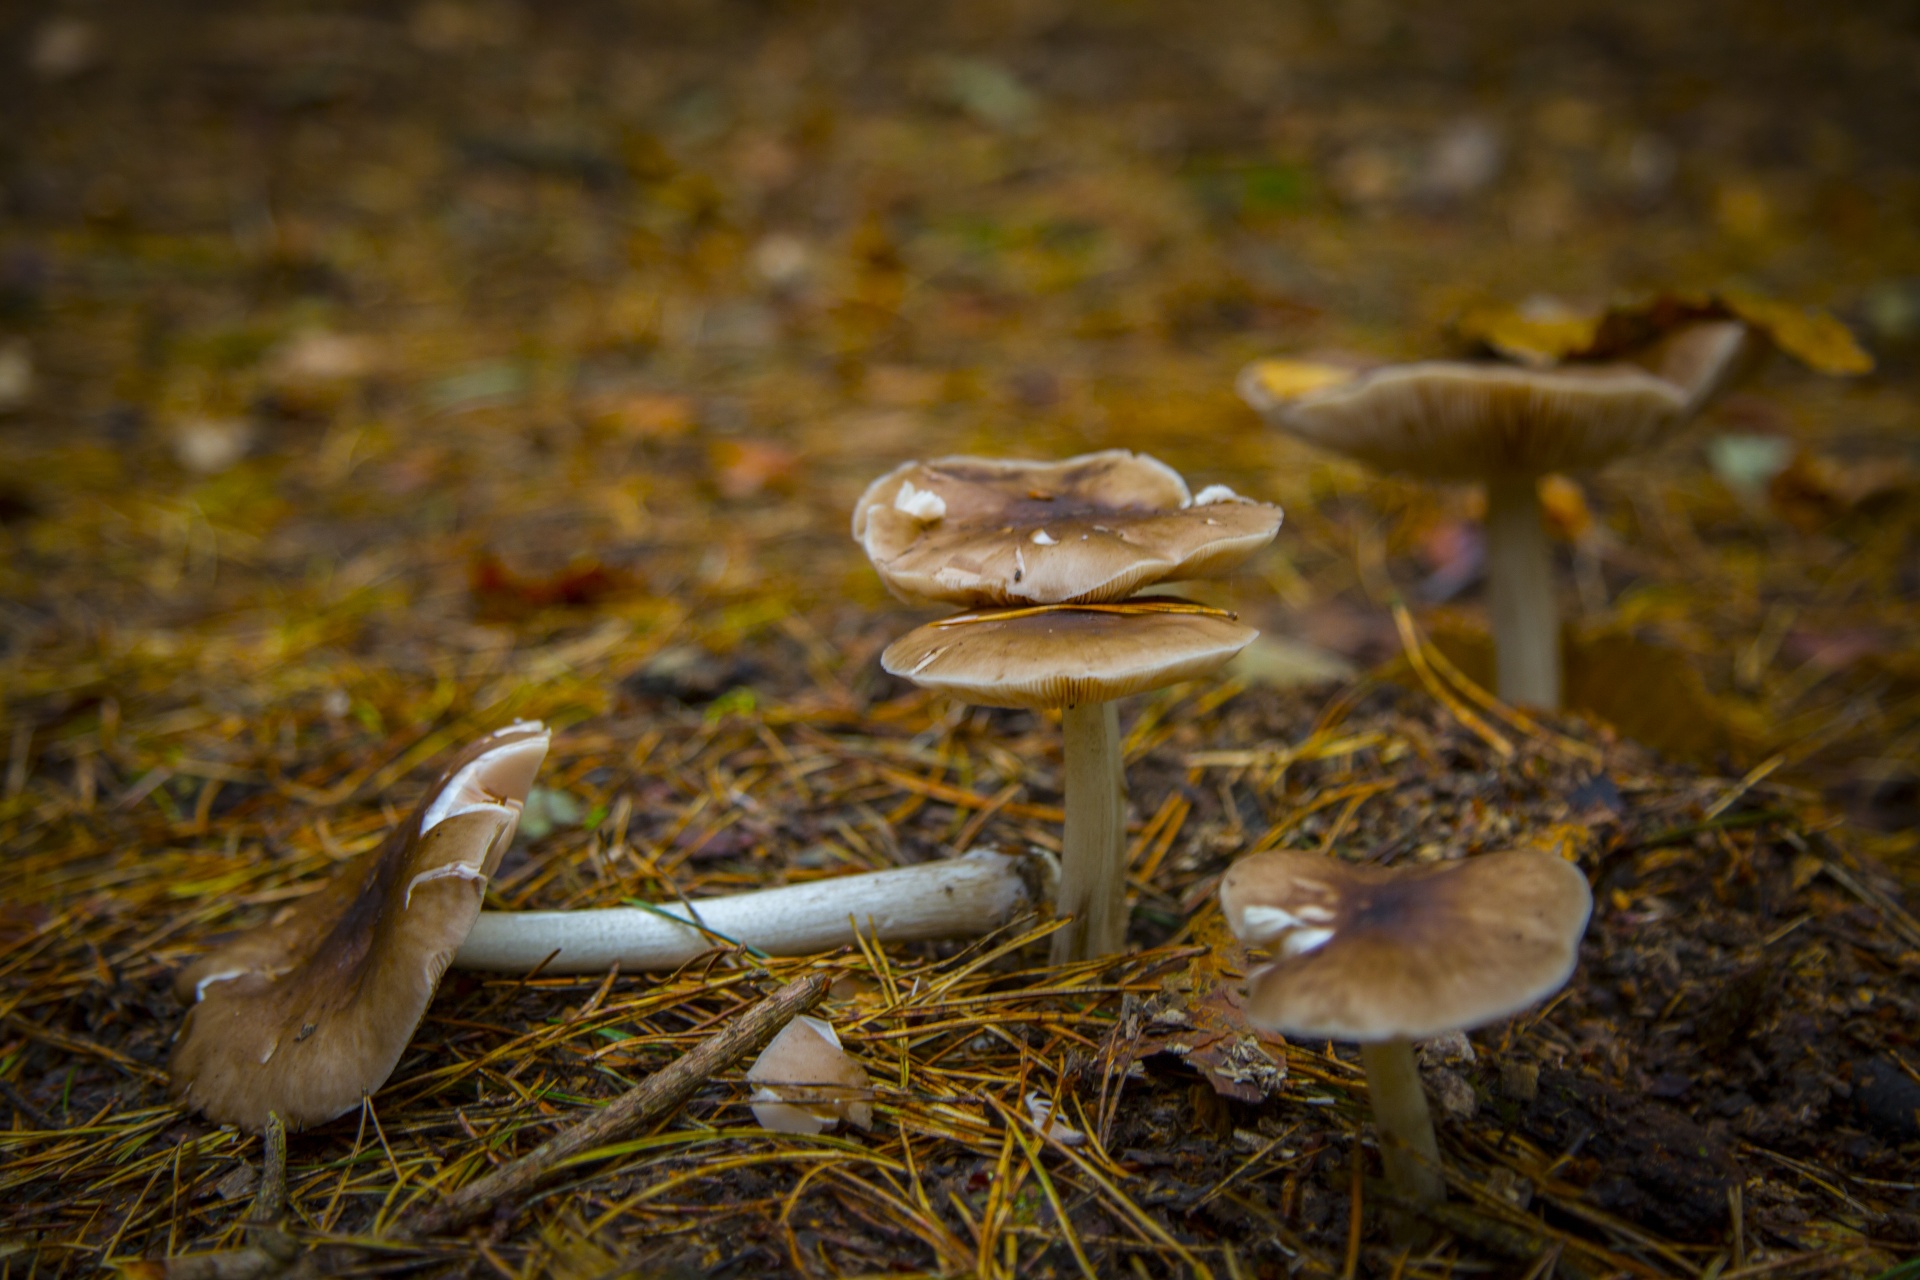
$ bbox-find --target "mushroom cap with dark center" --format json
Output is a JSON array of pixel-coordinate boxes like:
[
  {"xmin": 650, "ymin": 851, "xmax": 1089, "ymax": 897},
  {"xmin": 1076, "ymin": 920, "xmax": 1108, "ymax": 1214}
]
[
  {"xmin": 168, "ymin": 722, "xmax": 550, "ymax": 1133},
  {"xmin": 881, "ymin": 602, "xmax": 1257, "ymax": 710},
  {"xmin": 1238, "ymin": 360, "xmax": 1688, "ymax": 480},
  {"xmin": 852, "ymin": 451, "xmax": 1283, "ymax": 607},
  {"xmin": 1219, "ymin": 849, "xmax": 1592, "ymax": 1043}
]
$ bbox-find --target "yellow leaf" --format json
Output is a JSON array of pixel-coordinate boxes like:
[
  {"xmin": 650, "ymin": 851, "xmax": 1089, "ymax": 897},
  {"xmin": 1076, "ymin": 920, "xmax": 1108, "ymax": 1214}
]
[
  {"xmin": 1453, "ymin": 302, "xmax": 1600, "ymax": 366},
  {"xmin": 1719, "ymin": 289, "xmax": 1875, "ymax": 376},
  {"xmin": 1239, "ymin": 358, "xmax": 1358, "ymax": 405}
]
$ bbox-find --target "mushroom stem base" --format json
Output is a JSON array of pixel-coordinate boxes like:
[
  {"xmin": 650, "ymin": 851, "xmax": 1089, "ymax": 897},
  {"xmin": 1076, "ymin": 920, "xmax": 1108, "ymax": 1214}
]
[
  {"xmin": 1485, "ymin": 475, "xmax": 1561, "ymax": 709},
  {"xmin": 1361, "ymin": 1038, "xmax": 1446, "ymax": 1209},
  {"xmin": 1052, "ymin": 701, "xmax": 1127, "ymax": 965}
]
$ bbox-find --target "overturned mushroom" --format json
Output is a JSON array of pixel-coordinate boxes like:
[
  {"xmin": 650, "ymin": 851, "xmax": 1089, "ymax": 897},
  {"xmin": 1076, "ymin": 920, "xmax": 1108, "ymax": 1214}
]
[
  {"xmin": 886, "ymin": 601, "xmax": 1257, "ymax": 963},
  {"xmin": 169, "ymin": 722, "xmax": 551, "ymax": 1133},
  {"xmin": 452, "ymin": 846, "xmax": 1057, "ymax": 974},
  {"xmin": 1218, "ymin": 849, "xmax": 1591, "ymax": 1209},
  {"xmin": 745, "ymin": 1015, "xmax": 873, "ymax": 1134}
]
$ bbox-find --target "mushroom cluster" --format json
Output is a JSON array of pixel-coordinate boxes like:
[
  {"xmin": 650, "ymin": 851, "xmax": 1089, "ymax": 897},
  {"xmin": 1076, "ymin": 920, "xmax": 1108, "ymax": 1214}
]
[
  {"xmin": 854, "ymin": 451, "xmax": 1283, "ymax": 963},
  {"xmin": 1238, "ymin": 322, "xmax": 1752, "ymax": 709}
]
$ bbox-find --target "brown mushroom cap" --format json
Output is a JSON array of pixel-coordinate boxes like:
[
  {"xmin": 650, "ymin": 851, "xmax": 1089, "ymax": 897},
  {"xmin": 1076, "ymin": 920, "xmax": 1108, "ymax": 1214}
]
[
  {"xmin": 168, "ymin": 722, "xmax": 550, "ymax": 1132},
  {"xmin": 1238, "ymin": 360, "xmax": 1688, "ymax": 480},
  {"xmin": 852, "ymin": 451, "xmax": 1283, "ymax": 607},
  {"xmin": 881, "ymin": 602, "xmax": 1258, "ymax": 710},
  {"xmin": 1219, "ymin": 849, "xmax": 1592, "ymax": 1043}
]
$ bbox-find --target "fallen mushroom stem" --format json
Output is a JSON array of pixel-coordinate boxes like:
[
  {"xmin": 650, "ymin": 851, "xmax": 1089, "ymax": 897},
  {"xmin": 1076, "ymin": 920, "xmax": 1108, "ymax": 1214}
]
[
  {"xmin": 451, "ymin": 848, "xmax": 1056, "ymax": 974},
  {"xmin": 1053, "ymin": 701, "xmax": 1126, "ymax": 965},
  {"xmin": 1483, "ymin": 474, "xmax": 1560, "ymax": 708},
  {"xmin": 1359, "ymin": 1038, "xmax": 1447, "ymax": 1209}
]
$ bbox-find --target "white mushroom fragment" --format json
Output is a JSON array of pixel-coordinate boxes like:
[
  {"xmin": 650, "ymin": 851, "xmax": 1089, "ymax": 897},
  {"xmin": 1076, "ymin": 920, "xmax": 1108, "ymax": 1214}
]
[{"xmin": 745, "ymin": 1016, "xmax": 873, "ymax": 1134}]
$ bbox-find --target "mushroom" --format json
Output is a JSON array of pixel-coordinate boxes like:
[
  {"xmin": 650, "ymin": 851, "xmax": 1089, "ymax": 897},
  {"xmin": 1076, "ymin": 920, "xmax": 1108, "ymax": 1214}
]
[
  {"xmin": 1218, "ymin": 848, "xmax": 1591, "ymax": 1208},
  {"xmin": 853, "ymin": 451, "xmax": 1283, "ymax": 609},
  {"xmin": 745, "ymin": 1015, "xmax": 873, "ymax": 1134},
  {"xmin": 1238, "ymin": 330, "xmax": 1748, "ymax": 708},
  {"xmin": 169, "ymin": 722, "xmax": 551, "ymax": 1133},
  {"xmin": 853, "ymin": 452, "xmax": 1281, "ymax": 965},
  {"xmin": 451, "ymin": 846, "xmax": 1057, "ymax": 974},
  {"xmin": 885, "ymin": 601, "xmax": 1258, "ymax": 963}
]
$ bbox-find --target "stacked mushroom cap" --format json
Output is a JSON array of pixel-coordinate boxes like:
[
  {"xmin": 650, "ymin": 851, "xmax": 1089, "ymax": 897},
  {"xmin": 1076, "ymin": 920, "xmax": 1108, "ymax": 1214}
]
[
  {"xmin": 169, "ymin": 722, "xmax": 550, "ymax": 1133},
  {"xmin": 854, "ymin": 451, "xmax": 1282, "ymax": 705},
  {"xmin": 1218, "ymin": 849, "xmax": 1592, "ymax": 1042}
]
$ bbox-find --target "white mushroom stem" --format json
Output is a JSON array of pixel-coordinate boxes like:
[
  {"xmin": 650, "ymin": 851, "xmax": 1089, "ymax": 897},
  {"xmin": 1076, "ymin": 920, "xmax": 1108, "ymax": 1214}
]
[
  {"xmin": 1360, "ymin": 1038, "xmax": 1447, "ymax": 1209},
  {"xmin": 1053, "ymin": 701, "xmax": 1127, "ymax": 965},
  {"xmin": 1484, "ymin": 475, "xmax": 1561, "ymax": 709},
  {"xmin": 451, "ymin": 848, "xmax": 1055, "ymax": 974}
]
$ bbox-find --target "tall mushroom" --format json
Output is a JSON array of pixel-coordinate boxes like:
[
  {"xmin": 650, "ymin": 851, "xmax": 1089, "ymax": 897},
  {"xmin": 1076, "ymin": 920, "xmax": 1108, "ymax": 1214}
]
[
  {"xmin": 170, "ymin": 722, "xmax": 551, "ymax": 1132},
  {"xmin": 854, "ymin": 452, "xmax": 1282, "ymax": 963},
  {"xmin": 1218, "ymin": 849, "xmax": 1591, "ymax": 1209},
  {"xmin": 1238, "ymin": 326, "xmax": 1750, "ymax": 708}
]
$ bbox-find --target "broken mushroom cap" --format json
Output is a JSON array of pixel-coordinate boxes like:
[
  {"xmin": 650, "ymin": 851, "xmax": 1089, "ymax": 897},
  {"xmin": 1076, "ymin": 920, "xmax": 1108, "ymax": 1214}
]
[
  {"xmin": 1238, "ymin": 359, "xmax": 1689, "ymax": 480},
  {"xmin": 1219, "ymin": 849, "xmax": 1592, "ymax": 1043},
  {"xmin": 852, "ymin": 451, "xmax": 1283, "ymax": 607},
  {"xmin": 168, "ymin": 722, "xmax": 551, "ymax": 1133},
  {"xmin": 745, "ymin": 1015, "xmax": 873, "ymax": 1134},
  {"xmin": 881, "ymin": 602, "xmax": 1258, "ymax": 710}
]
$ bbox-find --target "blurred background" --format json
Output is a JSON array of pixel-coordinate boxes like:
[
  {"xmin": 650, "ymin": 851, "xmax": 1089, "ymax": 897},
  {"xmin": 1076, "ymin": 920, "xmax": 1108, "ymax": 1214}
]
[{"xmin": 1, "ymin": 0, "xmax": 1916, "ymax": 840}]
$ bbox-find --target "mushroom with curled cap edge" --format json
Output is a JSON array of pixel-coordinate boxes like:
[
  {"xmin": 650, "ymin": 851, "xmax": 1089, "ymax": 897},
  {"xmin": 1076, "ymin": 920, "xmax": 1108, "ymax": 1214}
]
[
  {"xmin": 1219, "ymin": 848, "xmax": 1592, "ymax": 1210},
  {"xmin": 169, "ymin": 721, "xmax": 550, "ymax": 1133},
  {"xmin": 1238, "ymin": 323, "xmax": 1751, "ymax": 710},
  {"xmin": 855, "ymin": 451, "xmax": 1281, "ymax": 965},
  {"xmin": 885, "ymin": 600, "xmax": 1259, "ymax": 963}
]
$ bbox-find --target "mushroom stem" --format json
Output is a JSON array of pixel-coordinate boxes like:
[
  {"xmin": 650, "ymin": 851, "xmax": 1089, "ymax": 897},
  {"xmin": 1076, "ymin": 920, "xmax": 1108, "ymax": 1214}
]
[
  {"xmin": 452, "ymin": 849, "xmax": 1055, "ymax": 975},
  {"xmin": 1052, "ymin": 700, "xmax": 1128, "ymax": 965},
  {"xmin": 1484, "ymin": 474, "xmax": 1561, "ymax": 708},
  {"xmin": 1359, "ymin": 1038, "xmax": 1446, "ymax": 1208}
]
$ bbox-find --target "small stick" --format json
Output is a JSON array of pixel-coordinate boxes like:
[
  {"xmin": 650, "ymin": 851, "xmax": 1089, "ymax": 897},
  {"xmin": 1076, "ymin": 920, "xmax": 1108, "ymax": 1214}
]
[
  {"xmin": 245, "ymin": 1114, "xmax": 287, "ymax": 1228},
  {"xmin": 132, "ymin": 976, "xmax": 829, "ymax": 1278},
  {"xmin": 401, "ymin": 973, "xmax": 828, "ymax": 1238},
  {"xmin": 0, "ymin": 1076, "xmax": 57, "ymax": 1130}
]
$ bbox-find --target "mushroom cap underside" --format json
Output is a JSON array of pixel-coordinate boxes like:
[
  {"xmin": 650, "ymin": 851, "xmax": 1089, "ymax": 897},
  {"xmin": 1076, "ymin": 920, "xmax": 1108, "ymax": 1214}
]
[
  {"xmin": 881, "ymin": 604, "xmax": 1257, "ymax": 710},
  {"xmin": 1219, "ymin": 849, "xmax": 1592, "ymax": 1043},
  {"xmin": 168, "ymin": 723, "xmax": 550, "ymax": 1133},
  {"xmin": 1239, "ymin": 360, "xmax": 1689, "ymax": 480},
  {"xmin": 853, "ymin": 451, "xmax": 1282, "ymax": 607}
]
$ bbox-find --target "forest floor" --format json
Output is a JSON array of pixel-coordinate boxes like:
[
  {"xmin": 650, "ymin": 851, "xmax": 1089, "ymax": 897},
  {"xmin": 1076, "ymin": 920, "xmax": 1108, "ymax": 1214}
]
[{"xmin": 2, "ymin": 0, "xmax": 1918, "ymax": 1276}]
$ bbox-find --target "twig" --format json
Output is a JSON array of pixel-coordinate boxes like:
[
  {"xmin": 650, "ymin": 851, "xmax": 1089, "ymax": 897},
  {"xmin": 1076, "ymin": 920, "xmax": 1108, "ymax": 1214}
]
[
  {"xmin": 0, "ymin": 1075, "xmax": 58, "ymax": 1130},
  {"xmin": 401, "ymin": 973, "xmax": 828, "ymax": 1238},
  {"xmin": 246, "ymin": 1114, "xmax": 288, "ymax": 1228}
]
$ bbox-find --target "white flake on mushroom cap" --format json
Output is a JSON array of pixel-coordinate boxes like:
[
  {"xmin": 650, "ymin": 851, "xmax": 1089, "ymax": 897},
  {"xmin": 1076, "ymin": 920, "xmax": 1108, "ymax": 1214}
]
[
  {"xmin": 893, "ymin": 479, "xmax": 947, "ymax": 521},
  {"xmin": 1192, "ymin": 484, "xmax": 1246, "ymax": 506}
]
